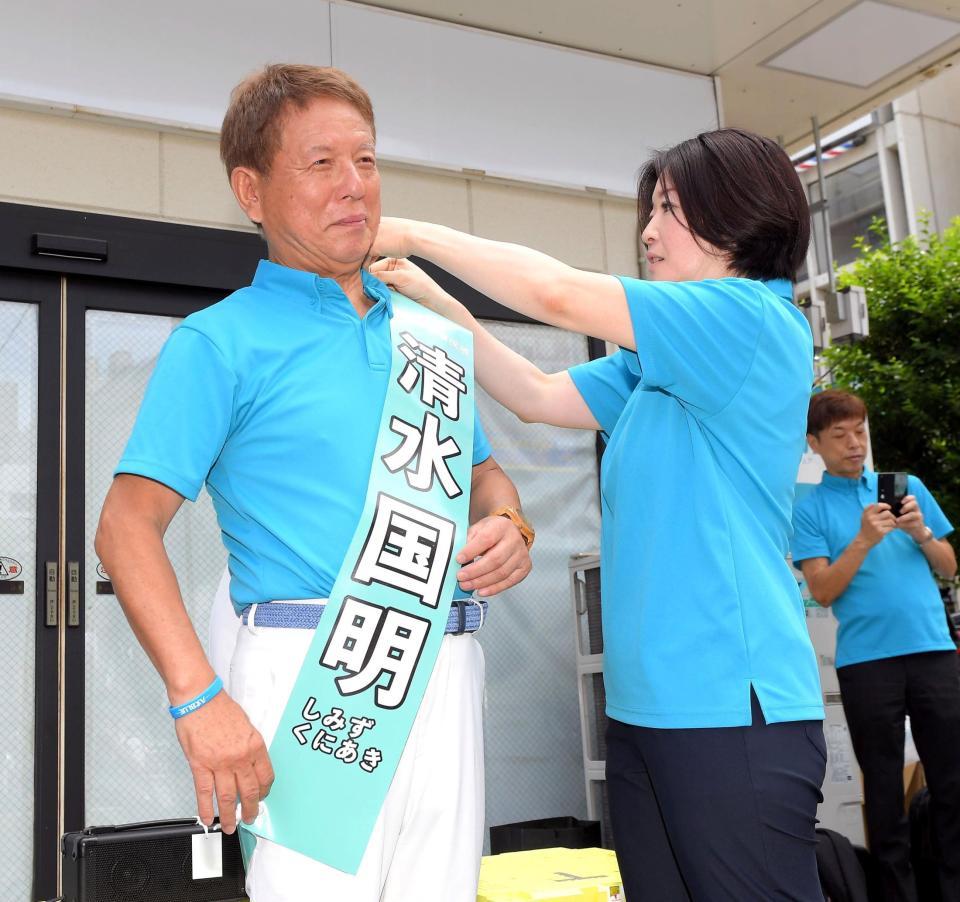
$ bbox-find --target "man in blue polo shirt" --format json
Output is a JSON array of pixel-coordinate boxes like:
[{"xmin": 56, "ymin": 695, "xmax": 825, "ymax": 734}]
[
  {"xmin": 793, "ymin": 389, "xmax": 959, "ymax": 902},
  {"xmin": 95, "ymin": 65, "xmax": 533, "ymax": 902}
]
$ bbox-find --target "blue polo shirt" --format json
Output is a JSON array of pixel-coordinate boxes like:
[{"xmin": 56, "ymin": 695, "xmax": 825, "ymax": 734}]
[
  {"xmin": 116, "ymin": 259, "xmax": 491, "ymax": 611},
  {"xmin": 791, "ymin": 469, "xmax": 954, "ymax": 667},
  {"xmin": 569, "ymin": 276, "xmax": 823, "ymax": 728}
]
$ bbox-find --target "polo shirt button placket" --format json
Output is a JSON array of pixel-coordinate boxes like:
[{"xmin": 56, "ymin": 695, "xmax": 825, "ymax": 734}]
[
  {"xmin": 311, "ymin": 276, "xmax": 324, "ymax": 311},
  {"xmin": 363, "ymin": 301, "xmax": 388, "ymax": 370}
]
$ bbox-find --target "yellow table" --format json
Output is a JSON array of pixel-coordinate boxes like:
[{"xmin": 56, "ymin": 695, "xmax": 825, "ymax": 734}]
[{"xmin": 477, "ymin": 847, "xmax": 625, "ymax": 901}]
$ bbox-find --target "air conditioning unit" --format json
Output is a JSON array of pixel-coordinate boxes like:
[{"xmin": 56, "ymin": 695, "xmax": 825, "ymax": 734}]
[
  {"xmin": 797, "ymin": 297, "xmax": 827, "ymax": 354},
  {"xmin": 825, "ymin": 285, "xmax": 869, "ymax": 344}
]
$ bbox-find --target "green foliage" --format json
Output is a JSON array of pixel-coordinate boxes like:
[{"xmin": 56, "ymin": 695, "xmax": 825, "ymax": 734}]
[{"xmin": 825, "ymin": 215, "xmax": 960, "ymax": 556}]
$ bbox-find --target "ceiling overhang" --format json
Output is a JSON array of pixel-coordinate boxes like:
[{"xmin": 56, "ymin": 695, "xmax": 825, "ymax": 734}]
[{"xmin": 356, "ymin": 0, "xmax": 960, "ymax": 151}]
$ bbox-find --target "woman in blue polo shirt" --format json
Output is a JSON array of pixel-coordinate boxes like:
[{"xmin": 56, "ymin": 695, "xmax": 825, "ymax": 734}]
[{"xmin": 371, "ymin": 128, "xmax": 824, "ymax": 900}]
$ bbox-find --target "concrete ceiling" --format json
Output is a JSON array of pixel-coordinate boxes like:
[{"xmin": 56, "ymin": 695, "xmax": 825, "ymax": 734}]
[{"xmin": 354, "ymin": 0, "xmax": 960, "ymax": 151}]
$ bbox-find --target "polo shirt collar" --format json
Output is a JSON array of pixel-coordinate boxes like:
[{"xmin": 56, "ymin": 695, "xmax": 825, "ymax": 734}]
[
  {"xmin": 763, "ymin": 278, "xmax": 793, "ymax": 301},
  {"xmin": 821, "ymin": 467, "xmax": 876, "ymax": 493},
  {"xmin": 252, "ymin": 259, "xmax": 394, "ymax": 317}
]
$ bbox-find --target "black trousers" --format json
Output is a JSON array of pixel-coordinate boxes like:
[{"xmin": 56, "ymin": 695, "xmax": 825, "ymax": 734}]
[
  {"xmin": 837, "ymin": 651, "xmax": 960, "ymax": 902},
  {"xmin": 606, "ymin": 691, "xmax": 826, "ymax": 901}
]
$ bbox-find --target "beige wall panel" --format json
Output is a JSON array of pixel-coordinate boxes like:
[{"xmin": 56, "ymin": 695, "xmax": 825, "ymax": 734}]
[
  {"xmin": 602, "ymin": 199, "xmax": 640, "ymax": 277},
  {"xmin": 0, "ymin": 108, "xmax": 160, "ymax": 215},
  {"xmin": 161, "ymin": 133, "xmax": 253, "ymax": 230},
  {"xmin": 892, "ymin": 92, "xmax": 921, "ymax": 117},
  {"xmin": 916, "ymin": 65, "xmax": 960, "ymax": 127},
  {"xmin": 895, "ymin": 111, "xmax": 935, "ymax": 234},
  {"xmin": 471, "ymin": 182, "xmax": 604, "ymax": 271},
  {"xmin": 379, "ymin": 166, "xmax": 471, "ymax": 232},
  {"xmin": 919, "ymin": 118, "xmax": 960, "ymax": 228}
]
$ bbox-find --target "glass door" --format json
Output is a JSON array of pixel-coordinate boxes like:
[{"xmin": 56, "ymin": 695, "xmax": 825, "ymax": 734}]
[
  {"xmin": 0, "ymin": 271, "xmax": 60, "ymax": 902},
  {"xmin": 0, "ymin": 296, "xmax": 40, "ymax": 901},
  {"xmin": 0, "ymin": 201, "xmax": 263, "ymax": 900},
  {"xmin": 64, "ymin": 277, "xmax": 229, "ymax": 836},
  {"xmin": 0, "ymin": 267, "xmax": 231, "ymax": 899}
]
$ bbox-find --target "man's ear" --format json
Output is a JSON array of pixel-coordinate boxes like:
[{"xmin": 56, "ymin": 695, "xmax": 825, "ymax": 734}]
[
  {"xmin": 806, "ymin": 432, "xmax": 821, "ymax": 455},
  {"xmin": 230, "ymin": 166, "xmax": 265, "ymax": 226}
]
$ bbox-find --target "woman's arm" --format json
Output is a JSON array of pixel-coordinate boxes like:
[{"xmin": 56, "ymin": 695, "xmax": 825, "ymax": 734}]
[
  {"xmin": 373, "ymin": 218, "xmax": 636, "ymax": 349},
  {"xmin": 370, "ymin": 257, "xmax": 599, "ymax": 430}
]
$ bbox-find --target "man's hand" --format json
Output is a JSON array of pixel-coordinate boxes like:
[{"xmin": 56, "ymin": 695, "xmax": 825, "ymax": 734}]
[
  {"xmin": 455, "ymin": 515, "xmax": 532, "ymax": 597},
  {"xmin": 173, "ymin": 691, "xmax": 274, "ymax": 834},
  {"xmin": 371, "ymin": 217, "xmax": 415, "ymax": 260},
  {"xmin": 859, "ymin": 502, "xmax": 897, "ymax": 548},
  {"xmin": 895, "ymin": 495, "xmax": 927, "ymax": 542}
]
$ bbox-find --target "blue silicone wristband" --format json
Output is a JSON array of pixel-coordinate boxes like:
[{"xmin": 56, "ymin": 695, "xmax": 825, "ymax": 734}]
[{"xmin": 169, "ymin": 676, "xmax": 223, "ymax": 720}]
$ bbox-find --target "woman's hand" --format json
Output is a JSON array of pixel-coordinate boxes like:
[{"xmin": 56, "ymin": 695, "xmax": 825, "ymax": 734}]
[
  {"xmin": 371, "ymin": 217, "xmax": 415, "ymax": 259},
  {"xmin": 369, "ymin": 257, "xmax": 461, "ymax": 320}
]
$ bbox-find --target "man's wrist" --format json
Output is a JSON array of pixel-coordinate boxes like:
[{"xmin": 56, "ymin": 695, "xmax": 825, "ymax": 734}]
[
  {"xmin": 167, "ymin": 667, "xmax": 219, "ymax": 705},
  {"xmin": 852, "ymin": 533, "xmax": 876, "ymax": 553},
  {"xmin": 915, "ymin": 526, "xmax": 935, "ymax": 546},
  {"xmin": 169, "ymin": 676, "xmax": 223, "ymax": 720},
  {"xmin": 491, "ymin": 505, "xmax": 535, "ymax": 549}
]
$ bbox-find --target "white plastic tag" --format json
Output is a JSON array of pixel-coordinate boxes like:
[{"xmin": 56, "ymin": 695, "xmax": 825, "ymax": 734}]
[{"xmin": 192, "ymin": 828, "xmax": 223, "ymax": 880}]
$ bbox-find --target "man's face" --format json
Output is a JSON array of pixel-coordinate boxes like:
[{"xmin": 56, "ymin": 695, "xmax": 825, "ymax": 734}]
[
  {"xmin": 640, "ymin": 176, "xmax": 731, "ymax": 282},
  {"xmin": 808, "ymin": 417, "xmax": 868, "ymax": 478},
  {"xmin": 241, "ymin": 95, "xmax": 381, "ymax": 277}
]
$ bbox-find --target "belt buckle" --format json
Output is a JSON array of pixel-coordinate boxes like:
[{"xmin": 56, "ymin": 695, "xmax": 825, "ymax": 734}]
[{"xmin": 466, "ymin": 596, "xmax": 485, "ymax": 634}]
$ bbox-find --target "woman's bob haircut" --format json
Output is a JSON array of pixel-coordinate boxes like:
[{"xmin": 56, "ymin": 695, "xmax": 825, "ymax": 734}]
[{"xmin": 638, "ymin": 128, "xmax": 810, "ymax": 282}]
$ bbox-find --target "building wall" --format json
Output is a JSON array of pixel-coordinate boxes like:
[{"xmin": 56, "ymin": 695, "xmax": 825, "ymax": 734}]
[
  {"xmin": 0, "ymin": 105, "xmax": 640, "ymax": 278},
  {"xmin": 892, "ymin": 63, "xmax": 960, "ymax": 235},
  {"xmin": 796, "ymin": 62, "xmax": 960, "ymax": 302}
]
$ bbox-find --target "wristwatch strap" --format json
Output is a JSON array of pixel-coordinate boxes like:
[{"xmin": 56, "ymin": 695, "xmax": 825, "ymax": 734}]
[{"xmin": 491, "ymin": 505, "xmax": 535, "ymax": 549}]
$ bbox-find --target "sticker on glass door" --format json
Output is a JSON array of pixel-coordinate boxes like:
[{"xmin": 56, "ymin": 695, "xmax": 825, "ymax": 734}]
[
  {"xmin": 0, "ymin": 556, "xmax": 24, "ymax": 594},
  {"xmin": 95, "ymin": 561, "xmax": 114, "ymax": 595}
]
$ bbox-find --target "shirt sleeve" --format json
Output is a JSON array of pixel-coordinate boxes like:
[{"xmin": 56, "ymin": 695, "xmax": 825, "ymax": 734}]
[
  {"xmin": 115, "ymin": 326, "xmax": 236, "ymax": 501},
  {"xmin": 909, "ymin": 475, "xmax": 954, "ymax": 538},
  {"xmin": 618, "ymin": 276, "xmax": 765, "ymax": 416},
  {"xmin": 472, "ymin": 404, "xmax": 492, "ymax": 465},
  {"xmin": 568, "ymin": 350, "xmax": 640, "ymax": 437},
  {"xmin": 791, "ymin": 497, "xmax": 831, "ymax": 565}
]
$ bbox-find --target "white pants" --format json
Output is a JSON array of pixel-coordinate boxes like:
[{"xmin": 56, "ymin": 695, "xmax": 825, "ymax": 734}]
[
  {"xmin": 229, "ymin": 605, "xmax": 486, "ymax": 902},
  {"xmin": 208, "ymin": 568, "xmax": 239, "ymax": 688}
]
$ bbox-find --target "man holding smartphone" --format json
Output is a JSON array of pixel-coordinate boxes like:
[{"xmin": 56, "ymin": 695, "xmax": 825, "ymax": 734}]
[{"xmin": 792, "ymin": 389, "xmax": 959, "ymax": 902}]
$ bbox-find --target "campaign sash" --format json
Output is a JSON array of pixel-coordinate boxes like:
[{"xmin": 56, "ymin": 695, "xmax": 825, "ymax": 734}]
[{"xmin": 242, "ymin": 293, "xmax": 475, "ymax": 873}]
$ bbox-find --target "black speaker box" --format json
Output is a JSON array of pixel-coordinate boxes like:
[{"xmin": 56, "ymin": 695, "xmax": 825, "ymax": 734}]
[
  {"xmin": 61, "ymin": 818, "xmax": 246, "ymax": 902},
  {"xmin": 489, "ymin": 816, "xmax": 602, "ymax": 855}
]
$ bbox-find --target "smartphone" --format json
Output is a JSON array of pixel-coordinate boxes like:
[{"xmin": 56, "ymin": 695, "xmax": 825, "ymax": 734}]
[{"xmin": 877, "ymin": 472, "xmax": 908, "ymax": 517}]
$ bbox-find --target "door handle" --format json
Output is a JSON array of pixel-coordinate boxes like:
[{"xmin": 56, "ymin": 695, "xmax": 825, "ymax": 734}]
[
  {"xmin": 68, "ymin": 561, "xmax": 80, "ymax": 627},
  {"xmin": 45, "ymin": 561, "xmax": 57, "ymax": 626}
]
